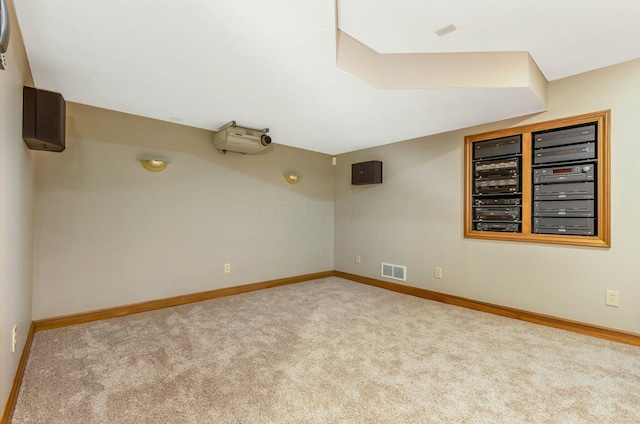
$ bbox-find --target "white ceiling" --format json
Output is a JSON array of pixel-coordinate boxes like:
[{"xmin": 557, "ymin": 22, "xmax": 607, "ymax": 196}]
[{"xmin": 13, "ymin": 0, "xmax": 640, "ymax": 154}]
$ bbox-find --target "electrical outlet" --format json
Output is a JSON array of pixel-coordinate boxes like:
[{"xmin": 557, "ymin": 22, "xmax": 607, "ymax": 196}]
[
  {"xmin": 224, "ymin": 263, "xmax": 231, "ymax": 273},
  {"xmin": 355, "ymin": 255, "xmax": 361, "ymax": 264},
  {"xmin": 605, "ymin": 290, "xmax": 619, "ymax": 307},
  {"xmin": 434, "ymin": 267, "xmax": 443, "ymax": 279},
  {"xmin": 12, "ymin": 325, "xmax": 17, "ymax": 353}
]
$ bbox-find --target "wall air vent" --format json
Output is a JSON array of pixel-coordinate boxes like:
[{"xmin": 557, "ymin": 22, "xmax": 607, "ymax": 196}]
[{"xmin": 381, "ymin": 263, "xmax": 406, "ymax": 282}]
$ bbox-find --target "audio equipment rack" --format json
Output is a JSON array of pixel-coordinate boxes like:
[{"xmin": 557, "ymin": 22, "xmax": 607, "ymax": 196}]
[
  {"xmin": 471, "ymin": 136, "xmax": 522, "ymax": 233},
  {"xmin": 464, "ymin": 110, "xmax": 610, "ymax": 248}
]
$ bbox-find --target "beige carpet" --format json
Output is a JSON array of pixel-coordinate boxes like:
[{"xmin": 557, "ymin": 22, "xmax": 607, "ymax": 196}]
[{"xmin": 12, "ymin": 277, "xmax": 640, "ymax": 423}]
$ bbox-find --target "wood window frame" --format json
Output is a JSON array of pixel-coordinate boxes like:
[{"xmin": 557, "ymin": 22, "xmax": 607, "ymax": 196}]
[{"xmin": 464, "ymin": 110, "xmax": 611, "ymax": 248}]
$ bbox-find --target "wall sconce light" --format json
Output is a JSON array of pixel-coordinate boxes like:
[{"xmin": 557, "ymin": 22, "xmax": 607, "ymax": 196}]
[
  {"xmin": 283, "ymin": 173, "xmax": 301, "ymax": 185},
  {"xmin": 137, "ymin": 157, "xmax": 170, "ymax": 172}
]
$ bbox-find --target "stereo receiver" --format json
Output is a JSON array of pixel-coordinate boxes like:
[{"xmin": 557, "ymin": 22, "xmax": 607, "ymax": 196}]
[{"xmin": 534, "ymin": 164, "xmax": 594, "ymax": 184}]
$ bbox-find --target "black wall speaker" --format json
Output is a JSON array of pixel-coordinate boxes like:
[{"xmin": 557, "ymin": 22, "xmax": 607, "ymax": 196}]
[
  {"xmin": 23, "ymin": 86, "xmax": 66, "ymax": 152},
  {"xmin": 351, "ymin": 160, "xmax": 383, "ymax": 185}
]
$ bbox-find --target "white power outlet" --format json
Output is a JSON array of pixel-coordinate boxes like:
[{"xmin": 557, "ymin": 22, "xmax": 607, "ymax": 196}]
[
  {"xmin": 605, "ymin": 290, "xmax": 620, "ymax": 307},
  {"xmin": 12, "ymin": 325, "xmax": 17, "ymax": 353},
  {"xmin": 224, "ymin": 263, "xmax": 231, "ymax": 273},
  {"xmin": 434, "ymin": 267, "xmax": 443, "ymax": 279},
  {"xmin": 355, "ymin": 255, "xmax": 361, "ymax": 264}
]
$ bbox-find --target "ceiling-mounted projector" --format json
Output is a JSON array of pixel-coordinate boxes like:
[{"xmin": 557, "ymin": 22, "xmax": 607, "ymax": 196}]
[{"xmin": 213, "ymin": 121, "xmax": 271, "ymax": 154}]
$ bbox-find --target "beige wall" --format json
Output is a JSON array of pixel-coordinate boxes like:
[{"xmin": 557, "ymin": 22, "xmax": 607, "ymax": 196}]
[
  {"xmin": 32, "ymin": 104, "xmax": 335, "ymax": 319},
  {"xmin": 0, "ymin": 0, "xmax": 35, "ymax": 412},
  {"xmin": 32, "ymin": 59, "xmax": 640, "ymax": 334},
  {"xmin": 335, "ymin": 58, "xmax": 640, "ymax": 333}
]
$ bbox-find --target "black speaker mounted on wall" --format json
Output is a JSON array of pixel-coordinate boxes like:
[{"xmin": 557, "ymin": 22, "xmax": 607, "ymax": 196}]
[
  {"xmin": 23, "ymin": 86, "xmax": 66, "ymax": 152},
  {"xmin": 351, "ymin": 160, "xmax": 383, "ymax": 185}
]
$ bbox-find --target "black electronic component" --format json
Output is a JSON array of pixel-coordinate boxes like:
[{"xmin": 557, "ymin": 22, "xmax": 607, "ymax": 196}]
[
  {"xmin": 475, "ymin": 222, "xmax": 520, "ymax": 232},
  {"xmin": 533, "ymin": 182, "xmax": 594, "ymax": 201},
  {"xmin": 474, "ymin": 207, "xmax": 520, "ymax": 221},
  {"xmin": 533, "ymin": 217, "xmax": 595, "ymax": 236},
  {"xmin": 533, "ymin": 124, "xmax": 596, "ymax": 149},
  {"xmin": 474, "ymin": 157, "xmax": 519, "ymax": 177},
  {"xmin": 474, "ymin": 198, "xmax": 521, "ymax": 206},
  {"xmin": 533, "ymin": 163, "xmax": 595, "ymax": 184},
  {"xmin": 475, "ymin": 176, "xmax": 520, "ymax": 194},
  {"xmin": 533, "ymin": 142, "xmax": 595, "ymax": 164},
  {"xmin": 473, "ymin": 135, "xmax": 521, "ymax": 160},
  {"xmin": 533, "ymin": 200, "xmax": 595, "ymax": 218}
]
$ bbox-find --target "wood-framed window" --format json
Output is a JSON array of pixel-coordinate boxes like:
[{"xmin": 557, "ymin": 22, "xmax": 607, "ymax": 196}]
[{"xmin": 464, "ymin": 110, "xmax": 610, "ymax": 248}]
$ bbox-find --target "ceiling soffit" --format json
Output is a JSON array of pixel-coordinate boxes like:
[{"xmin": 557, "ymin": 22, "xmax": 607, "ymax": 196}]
[{"xmin": 336, "ymin": 30, "xmax": 547, "ymax": 109}]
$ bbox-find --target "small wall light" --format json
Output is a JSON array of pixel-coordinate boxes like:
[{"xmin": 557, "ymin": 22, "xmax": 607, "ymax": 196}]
[
  {"xmin": 283, "ymin": 173, "xmax": 301, "ymax": 185},
  {"xmin": 138, "ymin": 157, "xmax": 170, "ymax": 172}
]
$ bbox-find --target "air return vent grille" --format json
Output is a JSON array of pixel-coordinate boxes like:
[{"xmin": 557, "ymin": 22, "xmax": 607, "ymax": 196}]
[{"xmin": 381, "ymin": 263, "xmax": 406, "ymax": 282}]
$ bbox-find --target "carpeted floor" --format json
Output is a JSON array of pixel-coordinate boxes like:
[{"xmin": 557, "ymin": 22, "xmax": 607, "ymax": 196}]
[{"xmin": 12, "ymin": 277, "xmax": 640, "ymax": 423}]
